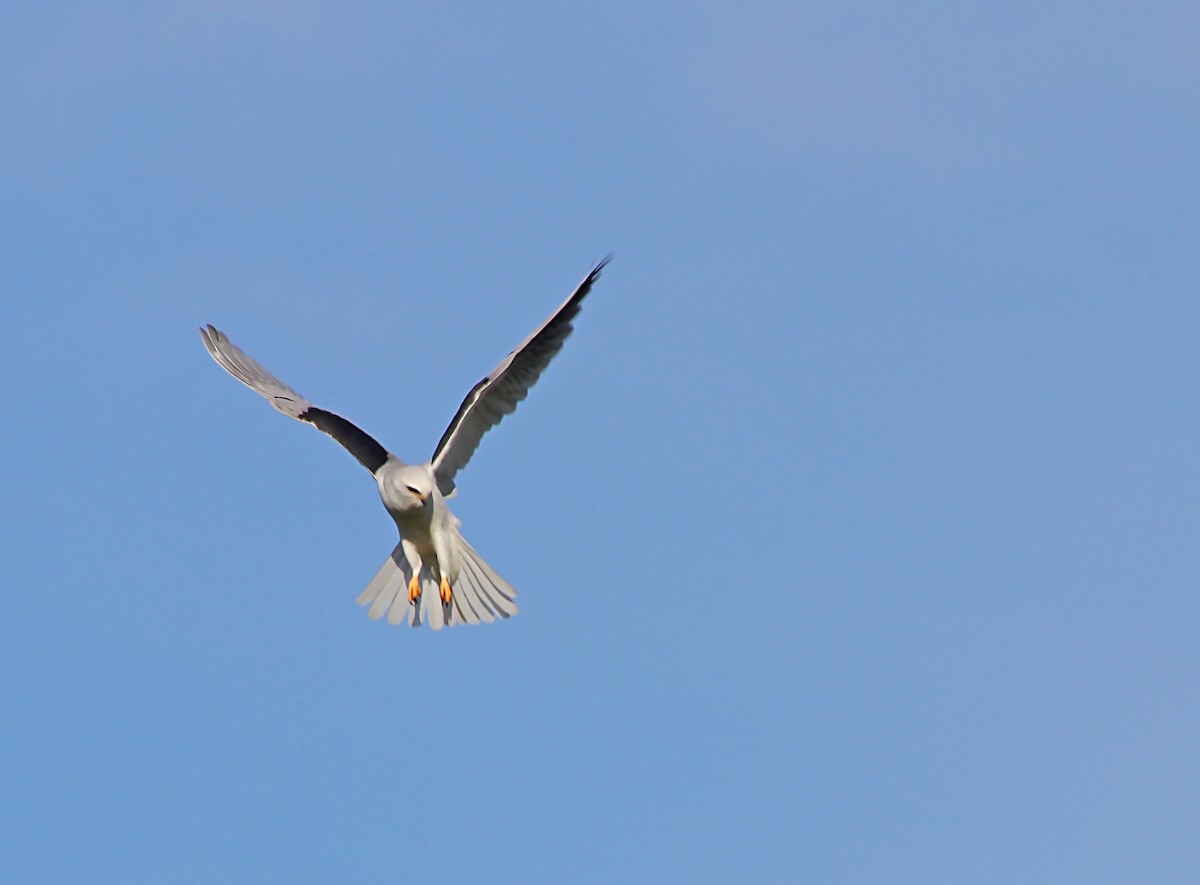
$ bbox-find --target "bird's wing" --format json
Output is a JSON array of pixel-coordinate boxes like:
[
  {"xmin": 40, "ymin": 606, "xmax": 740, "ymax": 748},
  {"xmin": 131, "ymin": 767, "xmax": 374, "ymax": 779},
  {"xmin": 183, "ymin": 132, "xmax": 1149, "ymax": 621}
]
[
  {"xmin": 430, "ymin": 257, "xmax": 608, "ymax": 495},
  {"xmin": 200, "ymin": 324, "xmax": 393, "ymax": 475}
]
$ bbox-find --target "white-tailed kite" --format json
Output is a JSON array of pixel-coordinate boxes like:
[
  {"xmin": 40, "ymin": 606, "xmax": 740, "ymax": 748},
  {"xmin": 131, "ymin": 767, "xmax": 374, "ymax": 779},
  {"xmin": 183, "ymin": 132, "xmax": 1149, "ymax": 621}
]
[{"xmin": 200, "ymin": 258, "xmax": 608, "ymax": 630}]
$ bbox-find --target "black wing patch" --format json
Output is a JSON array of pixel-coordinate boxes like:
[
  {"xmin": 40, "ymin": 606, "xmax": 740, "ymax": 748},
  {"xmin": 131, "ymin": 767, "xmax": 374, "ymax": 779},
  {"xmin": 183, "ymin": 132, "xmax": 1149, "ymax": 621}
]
[{"xmin": 299, "ymin": 407, "xmax": 390, "ymax": 474}]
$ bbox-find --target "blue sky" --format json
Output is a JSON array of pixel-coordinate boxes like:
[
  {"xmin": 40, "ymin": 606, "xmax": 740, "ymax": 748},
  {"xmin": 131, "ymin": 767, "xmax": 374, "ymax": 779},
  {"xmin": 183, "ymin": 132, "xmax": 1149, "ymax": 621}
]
[{"xmin": 3, "ymin": 3, "xmax": 1198, "ymax": 882}]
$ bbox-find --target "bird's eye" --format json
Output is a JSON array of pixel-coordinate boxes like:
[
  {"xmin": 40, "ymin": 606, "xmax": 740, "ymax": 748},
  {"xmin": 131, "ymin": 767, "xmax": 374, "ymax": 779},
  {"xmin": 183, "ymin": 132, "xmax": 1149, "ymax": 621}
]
[{"xmin": 405, "ymin": 485, "xmax": 420, "ymax": 495}]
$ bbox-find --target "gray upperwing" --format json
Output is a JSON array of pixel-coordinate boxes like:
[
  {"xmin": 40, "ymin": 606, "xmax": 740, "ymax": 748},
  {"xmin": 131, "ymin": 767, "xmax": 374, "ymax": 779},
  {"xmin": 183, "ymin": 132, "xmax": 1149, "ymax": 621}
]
[
  {"xmin": 201, "ymin": 324, "xmax": 393, "ymax": 475},
  {"xmin": 430, "ymin": 257, "xmax": 609, "ymax": 495}
]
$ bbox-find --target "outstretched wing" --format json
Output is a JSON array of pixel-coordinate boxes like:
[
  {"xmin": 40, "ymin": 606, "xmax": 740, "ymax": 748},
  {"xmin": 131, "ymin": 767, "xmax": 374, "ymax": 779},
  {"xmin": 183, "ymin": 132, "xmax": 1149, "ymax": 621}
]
[
  {"xmin": 430, "ymin": 257, "xmax": 609, "ymax": 495},
  {"xmin": 200, "ymin": 324, "xmax": 392, "ymax": 475}
]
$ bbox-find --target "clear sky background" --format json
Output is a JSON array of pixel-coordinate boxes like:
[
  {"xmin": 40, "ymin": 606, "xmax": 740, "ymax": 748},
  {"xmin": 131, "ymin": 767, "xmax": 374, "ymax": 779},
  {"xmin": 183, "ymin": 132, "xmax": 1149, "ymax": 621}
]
[{"xmin": 3, "ymin": 3, "xmax": 1198, "ymax": 882}]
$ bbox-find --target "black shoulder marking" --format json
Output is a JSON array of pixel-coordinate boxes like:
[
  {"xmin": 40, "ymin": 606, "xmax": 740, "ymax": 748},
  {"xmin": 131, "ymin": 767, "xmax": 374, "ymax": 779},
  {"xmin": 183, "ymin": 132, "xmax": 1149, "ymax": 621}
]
[{"xmin": 299, "ymin": 407, "xmax": 390, "ymax": 474}]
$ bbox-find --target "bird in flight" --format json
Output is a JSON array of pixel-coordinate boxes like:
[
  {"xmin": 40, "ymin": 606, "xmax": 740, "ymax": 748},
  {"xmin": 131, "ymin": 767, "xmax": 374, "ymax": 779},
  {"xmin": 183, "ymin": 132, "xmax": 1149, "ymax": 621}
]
[{"xmin": 200, "ymin": 258, "xmax": 608, "ymax": 630}]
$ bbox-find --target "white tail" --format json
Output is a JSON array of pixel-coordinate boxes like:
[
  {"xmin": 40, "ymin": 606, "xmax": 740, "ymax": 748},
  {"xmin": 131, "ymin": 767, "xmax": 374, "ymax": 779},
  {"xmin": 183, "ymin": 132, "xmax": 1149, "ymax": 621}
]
[{"xmin": 356, "ymin": 538, "xmax": 518, "ymax": 630}]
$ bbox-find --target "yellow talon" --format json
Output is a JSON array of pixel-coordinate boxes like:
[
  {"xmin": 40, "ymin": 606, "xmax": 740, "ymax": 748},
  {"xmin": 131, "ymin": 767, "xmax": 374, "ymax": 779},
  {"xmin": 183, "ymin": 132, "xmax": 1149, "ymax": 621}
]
[
  {"xmin": 440, "ymin": 577, "xmax": 453, "ymax": 604},
  {"xmin": 407, "ymin": 574, "xmax": 421, "ymax": 603}
]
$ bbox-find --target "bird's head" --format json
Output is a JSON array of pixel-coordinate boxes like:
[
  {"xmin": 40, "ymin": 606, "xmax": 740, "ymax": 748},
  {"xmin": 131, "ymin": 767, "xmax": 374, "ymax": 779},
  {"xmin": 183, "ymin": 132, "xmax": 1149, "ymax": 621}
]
[{"xmin": 384, "ymin": 464, "xmax": 434, "ymax": 513}]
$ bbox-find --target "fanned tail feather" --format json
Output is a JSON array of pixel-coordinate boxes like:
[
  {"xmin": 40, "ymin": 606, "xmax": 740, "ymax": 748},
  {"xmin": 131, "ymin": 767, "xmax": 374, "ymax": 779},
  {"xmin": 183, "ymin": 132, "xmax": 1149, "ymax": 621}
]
[
  {"xmin": 356, "ymin": 544, "xmax": 412, "ymax": 624},
  {"xmin": 355, "ymin": 537, "xmax": 518, "ymax": 630},
  {"xmin": 454, "ymin": 536, "xmax": 519, "ymax": 623}
]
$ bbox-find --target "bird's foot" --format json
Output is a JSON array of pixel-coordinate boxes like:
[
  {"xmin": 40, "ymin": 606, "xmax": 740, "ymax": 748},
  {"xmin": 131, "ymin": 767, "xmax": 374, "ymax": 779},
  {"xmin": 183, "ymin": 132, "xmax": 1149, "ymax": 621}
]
[
  {"xmin": 439, "ymin": 577, "xmax": 453, "ymax": 604},
  {"xmin": 407, "ymin": 574, "xmax": 422, "ymax": 604}
]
